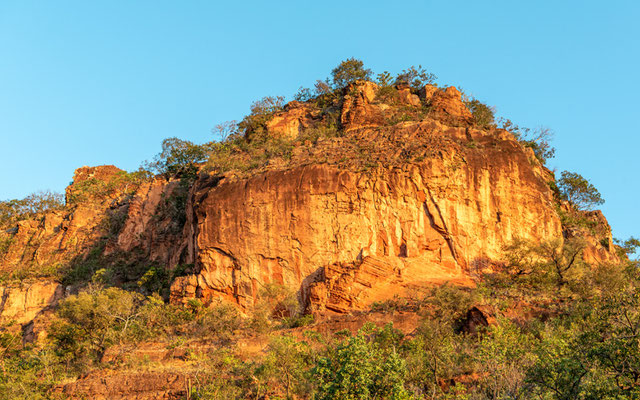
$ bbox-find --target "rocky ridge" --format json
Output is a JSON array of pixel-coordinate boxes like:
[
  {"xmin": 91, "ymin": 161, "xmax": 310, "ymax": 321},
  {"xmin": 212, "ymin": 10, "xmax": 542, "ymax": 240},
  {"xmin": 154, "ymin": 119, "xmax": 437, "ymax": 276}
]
[{"xmin": 0, "ymin": 81, "xmax": 619, "ymax": 327}]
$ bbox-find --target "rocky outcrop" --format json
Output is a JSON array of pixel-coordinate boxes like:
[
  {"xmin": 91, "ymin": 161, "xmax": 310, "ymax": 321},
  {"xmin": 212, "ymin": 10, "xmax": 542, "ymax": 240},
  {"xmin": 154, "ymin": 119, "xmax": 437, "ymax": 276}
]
[
  {"xmin": 420, "ymin": 85, "xmax": 474, "ymax": 125},
  {"xmin": 266, "ymin": 101, "xmax": 319, "ymax": 139},
  {"xmin": 171, "ymin": 120, "xmax": 565, "ymax": 310},
  {"xmin": 341, "ymin": 80, "xmax": 384, "ymax": 131},
  {"xmin": 55, "ymin": 371, "xmax": 187, "ymax": 400},
  {"xmin": 0, "ymin": 81, "xmax": 622, "ymax": 318},
  {"xmin": 104, "ymin": 177, "xmax": 190, "ymax": 268},
  {"xmin": 1, "ymin": 165, "xmax": 127, "ymax": 272},
  {"xmin": 0, "ymin": 280, "xmax": 64, "ymax": 325}
]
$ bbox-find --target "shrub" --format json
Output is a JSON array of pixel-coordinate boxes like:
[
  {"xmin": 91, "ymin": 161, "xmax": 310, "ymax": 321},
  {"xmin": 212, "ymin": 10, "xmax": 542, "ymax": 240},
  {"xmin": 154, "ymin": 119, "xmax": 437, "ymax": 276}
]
[
  {"xmin": 52, "ymin": 287, "xmax": 146, "ymax": 368},
  {"xmin": 0, "ymin": 190, "xmax": 65, "ymax": 228},
  {"xmin": 395, "ymin": 65, "xmax": 437, "ymax": 89},
  {"xmin": 148, "ymin": 137, "xmax": 214, "ymax": 179},
  {"xmin": 465, "ymin": 98, "xmax": 495, "ymax": 128},
  {"xmin": 238, "ymin": 96, "xmax": 286, "ymax": 142},
  {"xmin": 313, "ymin": 324, "xmax": 413, "ymax": 400},
  {"xmin": 293, "ymin": 86, "xmax": 314, "ymax": 102},
  {"xmin": 503, "ymin": 120, "xmax": 556, "ymax": 164},
  {"xmin": 331, "ymin": 58, "xmax": 372, "ymax": 89},
  {"xmin": 67, "ymin": 170, "xmax": 148, "ymax": 205},
  {"xmin": 557, "ymin": 170, "xmax": 604, "ymax": 211}
]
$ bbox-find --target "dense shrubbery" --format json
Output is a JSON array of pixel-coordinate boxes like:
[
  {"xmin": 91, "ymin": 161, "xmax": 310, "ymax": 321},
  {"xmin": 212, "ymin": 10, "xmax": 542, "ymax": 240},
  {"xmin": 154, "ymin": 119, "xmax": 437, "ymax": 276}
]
[
  {"xmin": 67, "ymin": 169, "xmax": 149, "ymax": 205},
  {"xmin": 0, "ymin": 190, "xmax": 64, "ymax": 228},
  {"xmin": 557, "ymin": 170, "xmax": 605, "ymax": 211},
  {"xmin": 465, "ymin": 99, "xmax": 495, "ymax": 128}
]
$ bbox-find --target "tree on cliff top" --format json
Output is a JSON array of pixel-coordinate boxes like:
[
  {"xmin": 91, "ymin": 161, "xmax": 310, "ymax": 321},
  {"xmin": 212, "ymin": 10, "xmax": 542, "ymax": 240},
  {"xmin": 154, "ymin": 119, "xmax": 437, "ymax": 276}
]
[
  {"xmin": 558, "ymin": 171, "xmax": 605, "ymax": 211},
  {"xmin": 331, "ymin": 58, "xmax": 372, "ymax": 89}
]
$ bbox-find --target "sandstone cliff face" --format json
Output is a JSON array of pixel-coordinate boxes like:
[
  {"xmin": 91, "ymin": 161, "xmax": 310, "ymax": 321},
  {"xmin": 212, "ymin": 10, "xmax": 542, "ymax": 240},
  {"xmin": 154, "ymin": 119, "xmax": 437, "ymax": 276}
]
[
  {"xmin": 0, "ymin": 81, "xmax": 621, "ymax": 318},
  {"xmin": 1, "ymin": 165, "xmax": 125, "ymax": 272},
  {"xmin": 168, "ymin": 84, "xmax": 572, "ymax": 311},
  {"xmin": 0, "ymin": 280, "xmax": 64, "ymax": 325},
  {"xmin": 171, "ymin": 136, "xmax": 562, "ymax": 310}
]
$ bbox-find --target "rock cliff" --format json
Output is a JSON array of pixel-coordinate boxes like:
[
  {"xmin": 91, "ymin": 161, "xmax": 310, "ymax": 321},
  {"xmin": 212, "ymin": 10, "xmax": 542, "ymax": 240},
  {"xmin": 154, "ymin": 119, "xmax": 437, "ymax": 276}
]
[{"xmin": 0, "ymin": 80, "xmax": 620, "ymax": 321}]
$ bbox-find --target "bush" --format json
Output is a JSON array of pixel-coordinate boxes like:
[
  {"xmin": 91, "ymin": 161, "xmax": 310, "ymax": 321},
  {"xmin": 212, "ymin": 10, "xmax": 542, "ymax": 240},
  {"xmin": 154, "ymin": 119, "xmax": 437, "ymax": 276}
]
[
  {"xmin": 148, "ymin": 137, "xmax": 214, "ymax": 179},
  {"xmin": 67, "ymin": 170, "xmax": 148, "ymax": 205},
  {"xmin": 0, "ymin": 190, "xmax": 65, "ymax": 228},
  {"xmin": 503, "ymin": 120, "xmax": 556, "ymax": 164},
  {"xmin": 395, "ymin": 65, "xmax": 437, "ymax": 89},
  {"xmin": 557, "ymin": 170, "xmax": 604, "ymax": 211},
  {"xmin": 331, "ymin": 58, "xmax": 372, "ymax": 89},
  {"xmin": 52, "ymin": 287, "xmax": 146, "ymax": 367},
  {"xmin": 313, "ymin": 324, "xmax": 413, "ymax": 400},
  {"xmin": 465, "ymin": 99, "xmax": 495, "ymax": 128}
]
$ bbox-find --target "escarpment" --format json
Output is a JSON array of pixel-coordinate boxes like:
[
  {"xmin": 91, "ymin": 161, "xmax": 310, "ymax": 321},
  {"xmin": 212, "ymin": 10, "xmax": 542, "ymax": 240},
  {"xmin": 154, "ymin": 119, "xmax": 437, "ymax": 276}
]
[{"xmin": 0, "ymin": 81, "xmax": 621, "ymax": 323}]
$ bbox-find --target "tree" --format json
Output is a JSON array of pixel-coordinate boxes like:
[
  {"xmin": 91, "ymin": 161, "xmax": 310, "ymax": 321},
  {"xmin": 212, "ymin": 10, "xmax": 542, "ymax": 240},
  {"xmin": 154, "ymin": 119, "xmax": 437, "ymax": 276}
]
[
  {"xmin": 238, "ymin": 96, "xmax": 286, "ymax": 141},
  {"xmin": 312, "ymin": 324, "xmax": 413, "ymax": 400},
  {"xmin": 395, "ymin": 65, "xmax": 437, "ymax": 89},
  {"xmin": 507, "ymin": 123, "xmax": 556, "ymax": 164},
  {"xmin": 0, "ymin": 190, "xmax": 65, "ymax": 228},
  {"xmin": 557, "ymin": 171, "xmax": 604, "ymax": 211},
  {"xmin": 151, "ymin": 137, "xmax": 213, "ymax": 178},
  {"xmin": 212, "ymin": 120, "xmax": 237, "ymax": 142},
  {"xmin": 331, "ymin": 58, "xmax": 372, "ymax": 89},
  {"xmin": 536, "ymin": 238, "xmax": 587, "ymax": 286},
  {"xmin": 465, "ymin": 99, "xmax": 495, "ymax": 128}
]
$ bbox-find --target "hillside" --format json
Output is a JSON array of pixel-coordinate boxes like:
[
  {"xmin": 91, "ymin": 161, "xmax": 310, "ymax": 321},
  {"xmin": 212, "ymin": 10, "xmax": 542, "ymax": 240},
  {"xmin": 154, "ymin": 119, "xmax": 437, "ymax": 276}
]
[{"xmin": 0, "ymin": 61, "xmax": 636, "ymax": 399}]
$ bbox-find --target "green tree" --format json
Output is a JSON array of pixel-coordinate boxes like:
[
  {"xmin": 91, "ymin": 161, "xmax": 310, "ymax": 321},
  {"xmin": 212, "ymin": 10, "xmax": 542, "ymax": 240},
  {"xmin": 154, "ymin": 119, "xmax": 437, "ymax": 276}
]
[
  {"xmin": 465, "ymin": 99, "xmax": 495, "ymax": 128},
  {"xmin": 395, "ymin": 65, "xmax": 437, "ymax": 89},
  {"xmin": 238, "ymin": 95, "xmax": 286, "ymax": 142},
  {"xmin": 557, "ymin": 171, "xmax": 604, "ymax": 211},
  {"xmin": 313, "ymin": 324, "xmax": 413, "ymax": 400},
  {"xmin": 52, "ymin": 287, "xmax": 145, "ymax": 367},
  {"xmin": 331, "ymin": 58, "xmax": 372, "ymax": 89},
  {"xmin": 0, "ymin": 190, "xmax": 64, "ymax": 228},
  {"xmin": 151, "ymin": 137, "xmax": 213, "ymax": 178}
]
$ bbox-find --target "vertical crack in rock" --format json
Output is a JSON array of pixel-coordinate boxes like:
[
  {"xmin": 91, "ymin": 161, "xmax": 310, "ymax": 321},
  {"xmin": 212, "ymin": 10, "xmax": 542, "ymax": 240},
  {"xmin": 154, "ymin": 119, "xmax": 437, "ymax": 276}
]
[{"xmin": 423, "ymin": 186, "xmax": 460, "ymax": 267}]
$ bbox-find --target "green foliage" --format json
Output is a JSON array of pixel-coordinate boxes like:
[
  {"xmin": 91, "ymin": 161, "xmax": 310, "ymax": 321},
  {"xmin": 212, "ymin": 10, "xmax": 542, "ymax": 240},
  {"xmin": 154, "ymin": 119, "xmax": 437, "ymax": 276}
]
[
  {"xmin": 250, "ymin": 283, "xmax": 306, "ymax": 331},
  {"xmin": 294, "ymin": 86, "xmax": 315, "ymax": 102},
  {"xmin": 614, "ymin": 236, "xmax": 640, "ymax": 258},
  {"xmin": 331, "ymin": 58, "xmax": 372, "ymax": 89},
  {"xmin": 376, "ymin": 71, "xmax": 394, "ymax": 87},
  {"xmin": 464, "ymin": 99, "xmax": 495, "ymax": 128},
  {"xmin": 238, "ymin": 95, "xmax": 286, "ymax": 142},
  {"xmin": 395, "ymin": 65, "xmax": 437, "ymax": 89},
  {"xmin": 148, "ymin": 137, "xmax": 214, "ymax": 179},
  {"xmin": 67, "ymin": 169, "xmax": 149, "ymax": 204},
  {"xmin": 502, "ymin": 120, "xmax": 556, "ymax": 164},
  {"xmin": 313, "ymin": 324, "xmax": 414, "ymax": 400},
  {"xmin": 52, "ymin": 287, "xmax": 146, "ymax": 367},
  {"xmin": 557, "ymin": 170, "xmax": 605, "ymax": 211},
  {"xmin": 0, "ymin": 190, "xmax": 65, "ymax": 228}
]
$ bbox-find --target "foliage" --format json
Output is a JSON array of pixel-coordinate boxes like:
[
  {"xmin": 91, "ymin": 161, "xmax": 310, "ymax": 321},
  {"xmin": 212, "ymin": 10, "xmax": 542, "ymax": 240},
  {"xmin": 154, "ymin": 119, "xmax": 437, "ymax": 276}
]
[
  {"xmin": 313, "ymin": 324, "xmax": 414, "ymax": 400},
  {"xmin": 557, "ymin": 170, "xmax": 605, "ymax": 211},
  {"xmin": 501, "ymin": 119, "xmax": 556, "ymax": 164},
  {"xmin": 237, "ymin": 95, "xmax": 286, "ymax": 142},
  {"xmin": 331, "ymin": 58, "xmax": 372, "ymax": 89},
  {"xmin": 614, "ymin": 236, "xmax": 640, "ymax": 259},
  {"xmin": 52, "ymin": 286, "xmax": 146, "ymax": 367},
  {"xmin": 464, "ymin": 99, "xmax": 495, "ymax": 128},
  {"xmin": 67, "ymin": 169, "xmax": 149, "ymax": 205},
  {"xmin": 395, "ymin": 65, "xmax": 437, "ymax": 89},
  {"xmin": 0, "ymin": 190, "xmax": 65, "ymax": 228},
  {"xmin": 147, "ymin": 137, "xmax": 214, "ymax": 179}
]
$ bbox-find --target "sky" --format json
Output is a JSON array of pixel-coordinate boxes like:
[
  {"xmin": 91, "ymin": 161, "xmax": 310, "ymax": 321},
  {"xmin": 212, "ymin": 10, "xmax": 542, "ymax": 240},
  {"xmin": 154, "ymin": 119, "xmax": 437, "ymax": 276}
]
[{"xmin": 0, "ymin": 1, "xmax": 638, "ymax": 241}]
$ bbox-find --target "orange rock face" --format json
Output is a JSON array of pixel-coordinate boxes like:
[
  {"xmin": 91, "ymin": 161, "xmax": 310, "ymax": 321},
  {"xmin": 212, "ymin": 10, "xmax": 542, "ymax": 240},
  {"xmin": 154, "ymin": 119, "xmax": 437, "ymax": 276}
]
[
  {"xmin": 0, "ymin": 280, "xmax": 64, "ymax": 325},
  {"xmin": 170, "ymin": 120, "xmax": 565, "ymax": 311},
  {"xmin": 0, "ymin": 81, "xmax": 622, "ymax": 318}
]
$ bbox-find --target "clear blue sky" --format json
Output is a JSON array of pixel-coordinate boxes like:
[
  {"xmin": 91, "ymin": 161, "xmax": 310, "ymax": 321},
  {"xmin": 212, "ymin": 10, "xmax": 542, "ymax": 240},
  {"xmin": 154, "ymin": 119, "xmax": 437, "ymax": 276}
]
[{"xmin": 1, "ymin": 1, "xmax": 638, "ymax": 241}]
